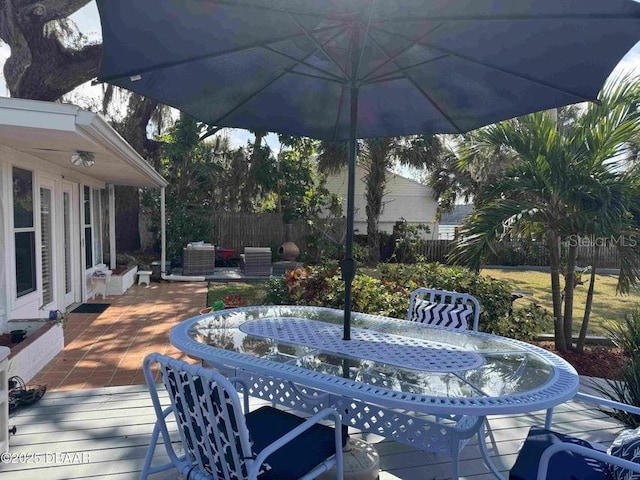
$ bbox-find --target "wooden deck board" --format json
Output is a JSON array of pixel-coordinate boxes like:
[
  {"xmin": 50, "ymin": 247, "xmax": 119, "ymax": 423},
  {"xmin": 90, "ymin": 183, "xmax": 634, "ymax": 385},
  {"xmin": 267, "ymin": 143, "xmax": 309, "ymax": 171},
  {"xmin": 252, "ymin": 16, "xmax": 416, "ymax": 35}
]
[{"xmin": 1, "ymin": 385, "xmax": 627, "ymax": 480}]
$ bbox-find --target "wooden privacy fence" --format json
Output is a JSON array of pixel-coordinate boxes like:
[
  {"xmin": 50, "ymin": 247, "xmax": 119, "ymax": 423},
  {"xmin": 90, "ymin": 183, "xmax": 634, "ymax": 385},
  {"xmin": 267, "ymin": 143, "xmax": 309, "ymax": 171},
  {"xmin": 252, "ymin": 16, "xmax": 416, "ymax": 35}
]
[
  {"xmin": 210, "ymin": 212, "xmax": 344, "ymax": 256},
  {"xmin": 415, "ymin": 240, "xmax": 453, "ymax": 264},
  {"xmin": 207, "ymin": 213, "xmax": 623, "ymax": 269},
  {"xmin": 415, "ymin": 240, "xmax": 621, "ymax": 269},
  {"xmin": 211, "ymin": 212, "xmax": 308, "ymax": 252}
]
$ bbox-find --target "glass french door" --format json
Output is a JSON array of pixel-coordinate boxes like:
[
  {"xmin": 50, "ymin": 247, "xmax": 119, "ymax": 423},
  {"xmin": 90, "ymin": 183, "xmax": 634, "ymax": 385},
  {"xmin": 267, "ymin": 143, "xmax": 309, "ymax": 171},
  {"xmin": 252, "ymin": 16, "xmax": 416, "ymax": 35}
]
[
  {"xmin": 39, "ymin": 184, "xmax": 54, "ymax": 308},
  {"xmin": 62, "ymin": 182, "xmax": 78, "ymax": 307}
]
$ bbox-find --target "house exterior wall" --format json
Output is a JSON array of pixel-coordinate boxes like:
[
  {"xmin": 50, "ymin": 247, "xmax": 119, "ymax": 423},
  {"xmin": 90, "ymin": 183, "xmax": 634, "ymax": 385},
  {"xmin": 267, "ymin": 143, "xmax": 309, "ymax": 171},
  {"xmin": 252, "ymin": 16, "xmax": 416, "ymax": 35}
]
[
  {"xmin": 0, "ymin": 144, "xmax": 108, "ymax": 332},
  {"xmin": 323, "ymin": 165, "xmax": 439, "ymax": 238}
]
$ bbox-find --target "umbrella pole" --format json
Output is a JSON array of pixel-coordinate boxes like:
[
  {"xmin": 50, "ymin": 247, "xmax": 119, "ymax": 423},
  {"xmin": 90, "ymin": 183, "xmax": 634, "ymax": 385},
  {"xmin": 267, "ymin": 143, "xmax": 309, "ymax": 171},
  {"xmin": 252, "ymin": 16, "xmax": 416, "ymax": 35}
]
[{"xmin": 342, "ymin": 86, "xmax": 358, "ymax": 341}]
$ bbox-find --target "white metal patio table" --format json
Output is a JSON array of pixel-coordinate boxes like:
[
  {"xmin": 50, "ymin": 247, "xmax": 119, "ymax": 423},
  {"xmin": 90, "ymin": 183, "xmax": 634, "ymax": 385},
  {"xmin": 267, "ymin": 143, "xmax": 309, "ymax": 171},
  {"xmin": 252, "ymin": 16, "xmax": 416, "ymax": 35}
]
[{"xmin": 170, "ymin": 306, "xmax": 579, "ymax": 479}]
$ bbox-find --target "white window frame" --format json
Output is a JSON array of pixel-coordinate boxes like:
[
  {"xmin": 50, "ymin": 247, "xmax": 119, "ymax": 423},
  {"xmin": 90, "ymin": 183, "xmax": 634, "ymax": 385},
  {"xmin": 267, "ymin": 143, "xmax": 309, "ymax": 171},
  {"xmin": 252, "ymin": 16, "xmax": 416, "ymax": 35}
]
[
  {"xmin": 39, "ymin": 179, "xmax": 56, "ymax": 309},
  {"xmin": 12, "ymin": 166, "xmax": 37, "ymax": 304},
  {"xmin": 82, "ymin": 185, "xmax": 105, "ymax": 272}
]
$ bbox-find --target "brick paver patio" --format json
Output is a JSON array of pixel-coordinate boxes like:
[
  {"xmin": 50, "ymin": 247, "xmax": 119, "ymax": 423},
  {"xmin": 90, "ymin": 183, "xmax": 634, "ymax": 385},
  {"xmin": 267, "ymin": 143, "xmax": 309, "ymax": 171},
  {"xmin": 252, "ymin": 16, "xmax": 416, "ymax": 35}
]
[{"xmin": 31, "ymin": 281, "xmax": 208, "ymax": 391}]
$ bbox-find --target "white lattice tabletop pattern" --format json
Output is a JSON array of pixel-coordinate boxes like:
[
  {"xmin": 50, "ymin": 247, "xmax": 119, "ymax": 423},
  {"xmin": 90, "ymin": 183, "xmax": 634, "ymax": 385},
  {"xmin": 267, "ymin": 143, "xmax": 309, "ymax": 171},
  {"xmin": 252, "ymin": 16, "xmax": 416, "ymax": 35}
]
[{"xmin": 240, "ymin": 317, "xmax": 484, "ymax": 373}]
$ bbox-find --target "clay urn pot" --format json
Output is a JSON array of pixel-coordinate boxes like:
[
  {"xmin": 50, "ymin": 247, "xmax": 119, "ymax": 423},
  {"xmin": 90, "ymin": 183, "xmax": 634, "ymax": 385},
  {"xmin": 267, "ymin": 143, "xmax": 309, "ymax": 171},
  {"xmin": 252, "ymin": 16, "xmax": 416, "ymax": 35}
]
[
  {"xmin": 279, "ymin": 241, "xmax": 300, "ymax": 261},
  {"xmin": 279, "ymin": 223, "xmax": 300, "ymax": 261}
]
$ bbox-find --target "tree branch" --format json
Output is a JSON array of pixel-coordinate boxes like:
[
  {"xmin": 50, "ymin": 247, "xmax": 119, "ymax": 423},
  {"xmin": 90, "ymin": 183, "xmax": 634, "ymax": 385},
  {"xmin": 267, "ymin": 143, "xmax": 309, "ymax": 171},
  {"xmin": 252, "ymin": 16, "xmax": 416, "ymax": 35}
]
[
  {"xmin": 17, "ymin": 0, "xmax": 91, "ymax": 24},
  {"xmin": 1, "ymin": 0, "xmax": 100, "ymax": 100}
]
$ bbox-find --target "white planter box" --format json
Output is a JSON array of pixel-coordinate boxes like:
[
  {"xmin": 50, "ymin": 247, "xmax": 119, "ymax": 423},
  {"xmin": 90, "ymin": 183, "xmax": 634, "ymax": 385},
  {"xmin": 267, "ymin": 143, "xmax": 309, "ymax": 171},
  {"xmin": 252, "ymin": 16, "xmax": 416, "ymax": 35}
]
[
  {"xmin": 7, "ymin": 323, "xmax": 63, "ymax": 383},
  {"xmin": 107, "ymin": 266, "xmax": 139, "ymax": 296}
]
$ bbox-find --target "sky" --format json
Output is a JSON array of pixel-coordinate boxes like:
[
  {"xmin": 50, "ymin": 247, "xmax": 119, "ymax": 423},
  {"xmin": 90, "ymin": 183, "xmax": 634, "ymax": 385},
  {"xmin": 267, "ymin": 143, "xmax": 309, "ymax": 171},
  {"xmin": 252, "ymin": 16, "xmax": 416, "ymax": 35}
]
[{"xmin": 2, "ymin": 1, "xmax": 640, "ymax": 154}]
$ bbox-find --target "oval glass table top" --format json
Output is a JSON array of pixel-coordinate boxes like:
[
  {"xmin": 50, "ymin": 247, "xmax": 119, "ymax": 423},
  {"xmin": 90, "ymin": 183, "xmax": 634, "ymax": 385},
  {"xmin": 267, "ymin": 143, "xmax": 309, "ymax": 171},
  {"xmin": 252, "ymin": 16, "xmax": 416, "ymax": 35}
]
[{"xmin": 171, "ymin": 305, "xmax": 579, "ymax": 415}]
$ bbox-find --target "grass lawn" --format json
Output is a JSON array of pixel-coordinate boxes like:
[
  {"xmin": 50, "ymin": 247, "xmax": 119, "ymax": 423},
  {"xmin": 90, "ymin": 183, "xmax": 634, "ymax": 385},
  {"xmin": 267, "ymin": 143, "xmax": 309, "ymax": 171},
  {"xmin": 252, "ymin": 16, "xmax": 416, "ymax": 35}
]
[
  {"xmin": 207, "ymin": 282, "xmax": 269, "ymax": 308},
  {"xmin": 482, "ymin": 268, "xmax": 640, "ymax": 336},
  {"xmin": 205, "ymin": 269, "xmax": 640, "ymax": 337}
]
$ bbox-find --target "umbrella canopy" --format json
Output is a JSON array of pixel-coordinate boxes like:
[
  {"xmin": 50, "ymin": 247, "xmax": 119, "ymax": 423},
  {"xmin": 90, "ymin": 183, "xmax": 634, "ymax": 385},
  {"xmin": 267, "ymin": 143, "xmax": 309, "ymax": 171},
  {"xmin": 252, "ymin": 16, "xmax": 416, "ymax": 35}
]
[{"xmin": 97, "ymin": 0, "xmax": 640, "ymax": 338}]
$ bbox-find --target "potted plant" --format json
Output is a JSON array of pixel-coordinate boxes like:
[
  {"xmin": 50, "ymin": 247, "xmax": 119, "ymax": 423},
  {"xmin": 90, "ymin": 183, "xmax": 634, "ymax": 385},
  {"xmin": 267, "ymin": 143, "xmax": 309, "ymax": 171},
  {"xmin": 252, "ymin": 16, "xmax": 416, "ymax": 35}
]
[{"xmin": 223, "ymin": 295, "xmax": 246, "ymax": 308}]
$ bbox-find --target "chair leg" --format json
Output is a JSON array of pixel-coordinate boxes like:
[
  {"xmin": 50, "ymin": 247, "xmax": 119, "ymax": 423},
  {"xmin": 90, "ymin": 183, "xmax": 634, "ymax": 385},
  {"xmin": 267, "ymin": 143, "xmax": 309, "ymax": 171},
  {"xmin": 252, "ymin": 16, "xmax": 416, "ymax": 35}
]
[
  {"xmin": 140, "ymin": 421, "xmax": 161, "ymax": 479},
  {"xmin": 451, "ymin": 446, "xmax": 460, "ymax": 480},
  {"xmin": 140, "ymin": 408, "xmax": 183, "ymax": 479},
  {"xmin": 476, "ymin": 418, "xmax": 506, "ymax": 480}
]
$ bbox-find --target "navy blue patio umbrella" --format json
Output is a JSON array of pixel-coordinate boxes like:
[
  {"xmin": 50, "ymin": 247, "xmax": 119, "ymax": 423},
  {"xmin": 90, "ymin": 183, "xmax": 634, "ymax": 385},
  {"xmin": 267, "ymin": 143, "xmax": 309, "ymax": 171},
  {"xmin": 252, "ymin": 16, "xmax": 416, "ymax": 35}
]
[{"xmin": 96, "ymin": 0, "xmax": 640, "ymax": 340}]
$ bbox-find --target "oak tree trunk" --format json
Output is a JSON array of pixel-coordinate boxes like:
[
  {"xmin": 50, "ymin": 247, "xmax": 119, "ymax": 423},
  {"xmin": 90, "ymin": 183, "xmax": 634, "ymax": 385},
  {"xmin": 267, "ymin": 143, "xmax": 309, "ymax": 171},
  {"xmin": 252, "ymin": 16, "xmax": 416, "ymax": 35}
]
[
  {"xmin": 112, "ymin": 94, "xmax": 160, "ymax": 252},
  {"xmin": 0, "ymin": 0, "xmax": 100, "ymax": 101}
]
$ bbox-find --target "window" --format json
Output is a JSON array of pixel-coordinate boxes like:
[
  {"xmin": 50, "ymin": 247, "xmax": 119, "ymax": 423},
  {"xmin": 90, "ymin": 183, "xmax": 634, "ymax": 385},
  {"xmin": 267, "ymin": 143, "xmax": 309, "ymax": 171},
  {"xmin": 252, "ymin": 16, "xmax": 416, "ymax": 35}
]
[
  {"xmin": 84, "ymin": 186, "xmax": 104, "ymax": 268},
  {"xmin": 93, "ymin": 189, "xmax": 103, "ymax": 265},
  {"xmin": 84, "ymin": 186, "xmax": 93, "ymax": 267},
  {"xmin": 63, "ymin": 191, "xmax": 72, "ymax": 295},
  {"xmin": 13, "ymin": 167, "xmax": 36, "ymax": 297},
  {"xmin": 40, "ymin": 187, "xmax": 53, "ymax": 305}
]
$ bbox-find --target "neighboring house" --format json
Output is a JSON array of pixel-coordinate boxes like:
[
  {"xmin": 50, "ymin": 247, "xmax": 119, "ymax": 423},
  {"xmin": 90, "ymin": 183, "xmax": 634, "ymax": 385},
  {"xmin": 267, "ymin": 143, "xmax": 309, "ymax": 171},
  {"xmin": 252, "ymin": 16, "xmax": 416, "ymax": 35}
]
[
  {"xmin": 437, "ymin": 204, "xmax": 474, "ymax": 239},
  {"xmin": 0, "ymin": 98, "xmax": 167, "ymax": 335},
  {"xmin": 324, "ymin": 165, "xmax": 439, "ymax": 238}
]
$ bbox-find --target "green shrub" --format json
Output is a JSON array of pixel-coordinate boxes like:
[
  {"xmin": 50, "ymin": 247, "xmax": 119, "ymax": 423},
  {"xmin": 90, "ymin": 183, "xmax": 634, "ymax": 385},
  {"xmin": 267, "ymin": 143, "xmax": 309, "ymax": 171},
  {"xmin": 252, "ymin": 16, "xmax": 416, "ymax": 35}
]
[
  {"xmin": 265, "ymin": 264, "xmax": 408, "ymax": 318},
  {"xmin": 262, "ymin": 261, "xmax": 551, "ymax": 340},
  {"xmin": 607, "ymin": 306, "xmax": 640, "ymax": 357},
  {"xmin": 499, "ymin": 302, "xmax": 553, "ymax": 342},
  {"xmin": 592, "ymin": 357, "xmax": 640, "ymax": 428},
  {"xmin": 264, "ymin": 277, "xmax": 289, "ymax": 305},
  {"xmin": 266, "ymin": 261, "xmax": 545, "ymax": 338},
  {"xmin": 377, "ymin": 262, "xmax": 515, "ymax": 334},
  {"xmin": 590, "ymin": 306, "xmax": 640, "ymax": 427},
  {"xmin": 384, "ymin": 219, "xmax": 430, "ymax": 264}
]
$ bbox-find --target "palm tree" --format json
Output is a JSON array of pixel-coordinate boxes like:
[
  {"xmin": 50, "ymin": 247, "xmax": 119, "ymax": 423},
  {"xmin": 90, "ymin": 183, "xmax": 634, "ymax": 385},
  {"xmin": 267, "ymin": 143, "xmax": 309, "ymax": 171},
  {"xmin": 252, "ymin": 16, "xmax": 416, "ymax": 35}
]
[
  {"xmin": 317, "ymin": 135, "xmax": 443, "ymax": 265},
  {"xmin": 450, "ymin": 75, "xmax": 640, "ymax": 352}
]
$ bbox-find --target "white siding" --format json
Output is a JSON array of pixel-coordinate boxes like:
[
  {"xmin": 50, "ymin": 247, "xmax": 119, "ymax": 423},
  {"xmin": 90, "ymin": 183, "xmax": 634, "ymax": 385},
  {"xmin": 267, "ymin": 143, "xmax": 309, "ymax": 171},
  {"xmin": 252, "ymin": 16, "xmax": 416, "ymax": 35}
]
[
  {"xmin": 0, "ymin": 145, "xmax": 105, "ymax": 330},
  {"xmin": 324, "ymin": 165, "xmax": 438, "ymax": 237}
]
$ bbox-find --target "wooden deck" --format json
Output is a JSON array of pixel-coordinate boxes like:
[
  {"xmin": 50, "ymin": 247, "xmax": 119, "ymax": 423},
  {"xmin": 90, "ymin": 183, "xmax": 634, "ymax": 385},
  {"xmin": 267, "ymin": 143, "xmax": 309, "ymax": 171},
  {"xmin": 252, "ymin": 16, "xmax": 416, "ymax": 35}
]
[{"xmin": 1, "ymin": 378, "xmax": 625, "ymax": 480}]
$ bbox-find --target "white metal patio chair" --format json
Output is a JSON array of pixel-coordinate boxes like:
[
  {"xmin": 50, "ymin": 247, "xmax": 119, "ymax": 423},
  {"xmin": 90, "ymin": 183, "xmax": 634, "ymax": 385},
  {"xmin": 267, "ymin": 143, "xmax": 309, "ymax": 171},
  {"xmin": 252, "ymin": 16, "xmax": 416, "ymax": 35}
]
[
  {"xmin": 141, "ymin": 353, "xmax": 344, "ymax": 480},
  {"xmin": 510, "ymin": 393, "xmax": 640, "ymax": 480},
  {"xmin": 406, "ymin": 287, "xmax": 481, "ymax": 331}
]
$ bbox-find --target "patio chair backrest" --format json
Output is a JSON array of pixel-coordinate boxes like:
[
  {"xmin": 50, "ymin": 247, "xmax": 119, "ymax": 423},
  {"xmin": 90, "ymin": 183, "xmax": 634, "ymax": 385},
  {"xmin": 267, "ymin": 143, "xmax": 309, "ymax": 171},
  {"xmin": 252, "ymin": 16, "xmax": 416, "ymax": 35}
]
[
  {"xmin": 152, "ymin": 354, "xmax": 255, "ymax": 480},
  {"xmin": 407, "ymin": 288, "xmax": 481, "ymax": 331}
]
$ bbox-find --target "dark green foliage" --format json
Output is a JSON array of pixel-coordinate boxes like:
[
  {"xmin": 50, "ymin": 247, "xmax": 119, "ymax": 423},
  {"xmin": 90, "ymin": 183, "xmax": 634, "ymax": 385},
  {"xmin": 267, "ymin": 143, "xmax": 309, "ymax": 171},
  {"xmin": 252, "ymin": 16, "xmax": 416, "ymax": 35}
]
[
  {"xmin": 264, "ymin": 277, "xmax": 289, "ymax": 305},
  {"xmin": 165, "ymin": 203, "xmax": 212, "ymax": 262},
  {"xmin": 384, "ymin": 219, "xmax": 430, "ymax": 264},
  {"xmin": 607, "ymin": 306, "xmax": 640, "ymax": 357},
  {"xmin": 263, "ymin": 261, "xmax": 545, "ymax": 340},
  {"xmin": 378, "ymin": 262, "xmax": 514, "ymax": 334},
  {"xmin": 592, "ymin": 306, "xmax": 640, "ymax": 427},
  {"xmin": 263, "ymin": 263, "xmax": 406, "ymax": 318},
  {"xmin": 141, "ymin": 115, "xmax": 219, "ymax": 260},
  {"xmin": 501, "ymin": 302, "xmax": 554, "ymax": 342}
]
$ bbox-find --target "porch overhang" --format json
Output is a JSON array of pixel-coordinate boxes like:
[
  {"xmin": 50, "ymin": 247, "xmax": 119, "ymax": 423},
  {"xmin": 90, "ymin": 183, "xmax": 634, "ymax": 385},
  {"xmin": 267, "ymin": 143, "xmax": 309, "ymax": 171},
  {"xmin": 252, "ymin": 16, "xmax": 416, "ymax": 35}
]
[{"xmin": 0, "ymin": 97, "xmax": 167, "ymax": 188}]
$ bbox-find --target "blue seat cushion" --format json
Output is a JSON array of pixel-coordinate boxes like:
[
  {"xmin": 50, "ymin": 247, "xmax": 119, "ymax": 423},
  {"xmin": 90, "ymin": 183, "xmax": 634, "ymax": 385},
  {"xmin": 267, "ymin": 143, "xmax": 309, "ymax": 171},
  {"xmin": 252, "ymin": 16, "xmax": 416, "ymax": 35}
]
[
  {"xmin": 510, "ymin": 426, "xmax": 611, "ymax": 480},
  {"xmin": 245, "ymin": 406, "xmax": 338, "ymax": 480},
  {"xmin": 608, "ymin": 429, "xmax": 640, "ymax": 480}
]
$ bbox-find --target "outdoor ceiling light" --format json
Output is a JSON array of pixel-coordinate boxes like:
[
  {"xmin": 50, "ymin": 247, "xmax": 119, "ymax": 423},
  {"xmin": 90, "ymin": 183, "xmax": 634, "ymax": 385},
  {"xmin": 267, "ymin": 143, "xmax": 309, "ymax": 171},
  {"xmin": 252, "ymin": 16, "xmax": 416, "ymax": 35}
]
[{"xmin": 71, "ymin": 150, "xmax": 96, "ymax": 167}]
